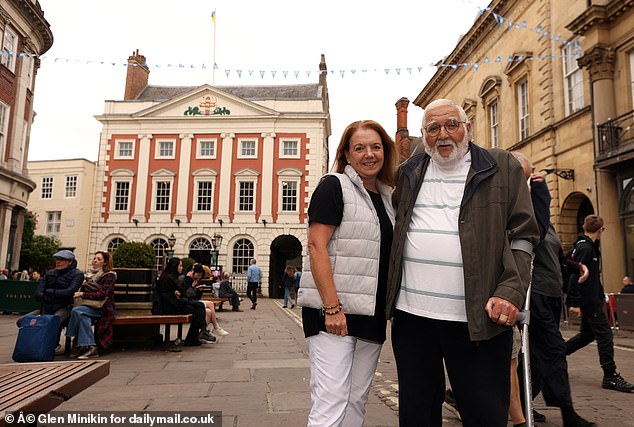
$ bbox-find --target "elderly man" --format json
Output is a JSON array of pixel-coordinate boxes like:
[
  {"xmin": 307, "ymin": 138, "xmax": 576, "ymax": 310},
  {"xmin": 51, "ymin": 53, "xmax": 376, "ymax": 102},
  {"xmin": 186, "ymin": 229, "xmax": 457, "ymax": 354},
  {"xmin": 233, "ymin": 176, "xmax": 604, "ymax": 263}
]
[
  {"xmin": 386, "ymin": 99, "xmax": 539, "ymax": 426},
  {"xmin": 26, "ymin": 250, "xmax": 84, "ymax": 354}
]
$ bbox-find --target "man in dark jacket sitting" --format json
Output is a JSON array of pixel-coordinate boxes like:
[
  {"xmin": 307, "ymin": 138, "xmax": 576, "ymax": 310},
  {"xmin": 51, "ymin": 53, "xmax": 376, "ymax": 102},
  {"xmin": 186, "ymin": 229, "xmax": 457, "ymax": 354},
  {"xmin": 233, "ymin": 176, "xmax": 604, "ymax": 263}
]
[{"xmin": 20, "ymin": 250, "xmax": 85, "ymax": 354}]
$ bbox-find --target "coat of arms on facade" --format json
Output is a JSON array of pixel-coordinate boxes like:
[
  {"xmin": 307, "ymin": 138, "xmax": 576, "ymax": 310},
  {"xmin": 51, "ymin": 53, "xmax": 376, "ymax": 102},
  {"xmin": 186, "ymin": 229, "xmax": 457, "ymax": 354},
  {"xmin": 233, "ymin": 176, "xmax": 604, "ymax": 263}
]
[{"xmin": 184, "ymin": 96, "xmax": 231, "ymax": 116}]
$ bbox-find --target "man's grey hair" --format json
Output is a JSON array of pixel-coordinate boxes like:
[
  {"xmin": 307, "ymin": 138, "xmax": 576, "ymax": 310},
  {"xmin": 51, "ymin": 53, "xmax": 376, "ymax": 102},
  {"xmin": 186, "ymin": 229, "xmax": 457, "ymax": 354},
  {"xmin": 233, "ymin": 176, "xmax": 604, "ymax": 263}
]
[
  {"xmin": 421, "ymin": 99, "xmax": 470, "ymax": 141},
  {"xmin": 511, "ymin": 152, "xmax": 533, "ymax": 170}
]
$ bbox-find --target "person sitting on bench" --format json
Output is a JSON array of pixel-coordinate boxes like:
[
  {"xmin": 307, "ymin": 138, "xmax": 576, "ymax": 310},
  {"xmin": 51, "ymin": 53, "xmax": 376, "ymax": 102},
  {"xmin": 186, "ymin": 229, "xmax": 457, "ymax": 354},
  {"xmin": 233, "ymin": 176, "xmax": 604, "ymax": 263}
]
[
  {"xmin": 181, "ymin": 263, "xmax": 228, "ymax": 336},
  {"xmin": 219, "ymin": 273, "xmax": 242, "ymax": 312},
  {"xmin": 66, "ymin": 251, "xmax": 117, "ymax": 359},
  {"xmin": 19, "ymin": 250, "xmax": 84, "ymax": 355},
  {"xmin": 155, "ymin": 257, "xmax": 215, "ymax": 346}
]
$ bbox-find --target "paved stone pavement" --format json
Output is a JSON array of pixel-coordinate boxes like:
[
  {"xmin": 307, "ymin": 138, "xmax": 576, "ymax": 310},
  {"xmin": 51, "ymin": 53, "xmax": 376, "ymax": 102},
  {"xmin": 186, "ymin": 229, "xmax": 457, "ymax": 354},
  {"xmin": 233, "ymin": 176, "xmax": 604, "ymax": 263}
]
[{"xmin": 2, "ymin": 301, "xmax": 634, "ymax": 426}]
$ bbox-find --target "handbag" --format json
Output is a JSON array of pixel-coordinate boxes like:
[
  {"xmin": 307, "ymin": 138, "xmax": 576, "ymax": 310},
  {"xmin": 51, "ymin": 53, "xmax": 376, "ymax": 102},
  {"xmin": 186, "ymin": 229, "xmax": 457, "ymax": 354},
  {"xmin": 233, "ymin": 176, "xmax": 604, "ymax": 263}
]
[
  {"xmin": 74, "ymin": 296, "xmax": 107, "ymax": 308},
  {"xmin": 74, "ymin": 278, "xmax": 107, "ymax": 308}
]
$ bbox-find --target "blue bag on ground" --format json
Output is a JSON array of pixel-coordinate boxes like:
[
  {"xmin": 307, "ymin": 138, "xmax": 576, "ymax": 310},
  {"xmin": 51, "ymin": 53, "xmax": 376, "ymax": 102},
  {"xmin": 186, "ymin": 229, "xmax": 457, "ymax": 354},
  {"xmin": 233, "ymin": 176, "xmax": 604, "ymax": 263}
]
[{"xmin": 12, "ymin": 314, "xmax": 61, "ymax": 362}]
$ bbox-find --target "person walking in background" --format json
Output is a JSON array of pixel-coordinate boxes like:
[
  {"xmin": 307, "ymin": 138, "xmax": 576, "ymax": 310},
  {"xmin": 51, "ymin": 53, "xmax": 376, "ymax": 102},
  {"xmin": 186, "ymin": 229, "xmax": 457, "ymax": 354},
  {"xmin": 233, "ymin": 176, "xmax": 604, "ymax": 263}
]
[
  {"xmin": 513, "ymin": 153, "xmax": 596, "ymax": 427},
  {"xmin": 565, "ymin": 215, "xmax": 634, "ymax": 393},
  {"xmin": 293, "ymin": 266, "xmax": 302, "ymax": 306},
  {"xmin": 281, "ymin": 266, "xmax": 295, "ymax": 309},
  {"xmin": 30, "ymin": 271, "xmax": 41, "ymax": 282},
  {"xmin": 66, "ymin": 251, "xmax": 117, "ymax": 359},
  {"xmin": 386, "ymin": 99, "xmax": 539, "ymax": 427},
  {"xmin": 246, "ymin": 259, "xmax": 262, "ymax": 310},
  {"xmin": 298, "ymin": 119, "xmax": 396, "ymax": 427}
]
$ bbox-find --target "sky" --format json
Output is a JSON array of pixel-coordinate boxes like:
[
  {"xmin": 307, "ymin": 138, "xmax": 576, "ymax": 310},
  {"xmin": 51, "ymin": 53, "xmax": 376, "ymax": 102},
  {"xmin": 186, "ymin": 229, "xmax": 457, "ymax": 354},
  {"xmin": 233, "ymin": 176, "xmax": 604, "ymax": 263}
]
[{"xmin": 29, "ymin": 0, "xmax": 491, "ymax": 165}]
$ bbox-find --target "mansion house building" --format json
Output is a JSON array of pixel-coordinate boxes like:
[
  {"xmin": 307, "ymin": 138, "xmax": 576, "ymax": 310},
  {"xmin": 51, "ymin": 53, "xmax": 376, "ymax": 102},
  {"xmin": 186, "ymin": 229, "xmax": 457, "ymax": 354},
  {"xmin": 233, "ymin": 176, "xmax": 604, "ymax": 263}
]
[{"xmin": 89, "ymin": 51, "xmax": 331, "ymax": 296}]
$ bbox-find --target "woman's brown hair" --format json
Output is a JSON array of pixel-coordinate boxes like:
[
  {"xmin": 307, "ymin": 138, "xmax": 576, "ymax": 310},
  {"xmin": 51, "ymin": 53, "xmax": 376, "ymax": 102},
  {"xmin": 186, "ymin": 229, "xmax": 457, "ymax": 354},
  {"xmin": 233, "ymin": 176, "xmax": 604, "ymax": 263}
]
[
  {"xmin": 96, "ymin": 251, "xmax": 113, "ymax": 272},
  {"xmin": 332, "ymin": 120, "xmax": 397, "ymax": 187}
]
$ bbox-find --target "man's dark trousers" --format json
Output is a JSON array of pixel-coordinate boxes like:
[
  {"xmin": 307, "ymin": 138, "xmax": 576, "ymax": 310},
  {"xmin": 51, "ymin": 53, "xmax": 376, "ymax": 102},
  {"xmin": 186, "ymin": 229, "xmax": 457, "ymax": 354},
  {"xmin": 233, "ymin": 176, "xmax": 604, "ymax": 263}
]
[
  {"xmin": 392, "ymin": 310, "xmax": 512, "ymax": 427},
  {"xmin": 565, "ymin": 303, "xmax": 616, "ymax": 376},
  {"xmin": 247, "ymin": 282, "xmax": 258, "ymax": 305},
  {"xmin": 525, "ymin": 293, "xmax": 573, "ymax": 407}
]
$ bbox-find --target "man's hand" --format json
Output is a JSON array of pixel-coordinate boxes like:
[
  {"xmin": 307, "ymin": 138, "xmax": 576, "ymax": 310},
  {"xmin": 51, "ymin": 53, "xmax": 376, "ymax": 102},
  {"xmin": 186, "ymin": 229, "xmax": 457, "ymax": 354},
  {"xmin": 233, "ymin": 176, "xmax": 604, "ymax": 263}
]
[
  {"xmin": 577, "ymin": 263, "xmax": 589, "ymax": 283},
  {"xmin": 569, "ymin": 306, "xmax": 581, "ymax": 317},
  {"xmin": 485, "ymin": 296, "xmax": 519, "ymax": 326}
]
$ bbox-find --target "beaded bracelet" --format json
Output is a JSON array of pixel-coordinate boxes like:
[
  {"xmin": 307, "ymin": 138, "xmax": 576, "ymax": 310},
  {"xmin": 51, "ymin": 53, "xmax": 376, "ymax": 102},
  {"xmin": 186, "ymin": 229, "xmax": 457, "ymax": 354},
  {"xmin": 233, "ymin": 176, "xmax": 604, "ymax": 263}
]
[
  {"xmin": 322, "ymin": 300, "xmax": 341, "ymax": 310},
  {"xmin": 324, "ymin": 304, "xmax": 342, "ymax": 315}
]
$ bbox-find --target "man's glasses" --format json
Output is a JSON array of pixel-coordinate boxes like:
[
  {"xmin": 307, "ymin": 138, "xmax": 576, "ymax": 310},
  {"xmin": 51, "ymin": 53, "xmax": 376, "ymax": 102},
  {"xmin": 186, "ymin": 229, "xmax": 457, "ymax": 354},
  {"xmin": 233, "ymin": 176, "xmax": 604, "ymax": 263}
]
[{"xmin": 424, "ymin": 119, "xmax": 465, "ymax": 137}]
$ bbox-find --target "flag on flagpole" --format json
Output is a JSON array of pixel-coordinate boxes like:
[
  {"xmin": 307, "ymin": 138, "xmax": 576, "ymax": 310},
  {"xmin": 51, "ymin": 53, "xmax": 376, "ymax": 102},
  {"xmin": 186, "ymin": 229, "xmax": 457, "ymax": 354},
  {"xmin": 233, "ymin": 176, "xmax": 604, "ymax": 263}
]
[{"xmin": 211, "ymin": 10, "xmax": 216, "ymax": 24}]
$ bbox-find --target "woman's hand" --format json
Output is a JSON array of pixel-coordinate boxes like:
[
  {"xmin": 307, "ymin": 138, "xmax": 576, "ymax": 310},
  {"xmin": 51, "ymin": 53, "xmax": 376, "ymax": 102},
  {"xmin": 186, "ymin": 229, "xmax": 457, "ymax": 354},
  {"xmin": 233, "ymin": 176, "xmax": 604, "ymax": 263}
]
[
  {"xmin": 325, "ymin": 311, "xmax": 347, "ymax": 336},
  {"xmin": 73, "ymin": 291, "xmax": 83, "ymax": 298}
]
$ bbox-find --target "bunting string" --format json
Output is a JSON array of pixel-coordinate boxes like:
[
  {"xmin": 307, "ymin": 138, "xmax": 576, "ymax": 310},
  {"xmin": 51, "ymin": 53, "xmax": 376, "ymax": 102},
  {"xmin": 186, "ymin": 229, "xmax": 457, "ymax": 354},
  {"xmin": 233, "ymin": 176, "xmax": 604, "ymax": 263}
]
[
  {"xmin": 0, "ymin": 50, "xmax": 580, "ymax": 79},
  {"xmin": 0, "ymin": 2, "xmax": 581, "ymax": 78}
]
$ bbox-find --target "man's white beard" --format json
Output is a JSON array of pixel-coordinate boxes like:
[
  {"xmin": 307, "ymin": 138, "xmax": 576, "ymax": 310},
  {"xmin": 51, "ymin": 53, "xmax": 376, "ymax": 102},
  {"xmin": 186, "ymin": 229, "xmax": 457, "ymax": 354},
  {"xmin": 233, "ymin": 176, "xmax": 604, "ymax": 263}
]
[{"xmin": 424, "ymin": 136, "xmax": 469, "ymax": 166}]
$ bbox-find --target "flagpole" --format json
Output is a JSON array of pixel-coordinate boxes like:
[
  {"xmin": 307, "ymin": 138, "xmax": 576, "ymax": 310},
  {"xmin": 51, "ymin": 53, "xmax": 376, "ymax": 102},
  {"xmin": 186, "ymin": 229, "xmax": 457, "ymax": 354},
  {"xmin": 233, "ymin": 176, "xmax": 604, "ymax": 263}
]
[{"xmin": 212, "ymin": 9, "xmax": 216, "ymax": 85}]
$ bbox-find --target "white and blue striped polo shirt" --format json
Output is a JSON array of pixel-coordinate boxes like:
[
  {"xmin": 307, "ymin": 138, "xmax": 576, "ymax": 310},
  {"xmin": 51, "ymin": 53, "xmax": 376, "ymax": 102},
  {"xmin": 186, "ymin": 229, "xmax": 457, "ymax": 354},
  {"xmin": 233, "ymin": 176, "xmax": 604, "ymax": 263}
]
[{"xmin": 395, "ymin": 152, "xmax": 471, "ymax": 322}]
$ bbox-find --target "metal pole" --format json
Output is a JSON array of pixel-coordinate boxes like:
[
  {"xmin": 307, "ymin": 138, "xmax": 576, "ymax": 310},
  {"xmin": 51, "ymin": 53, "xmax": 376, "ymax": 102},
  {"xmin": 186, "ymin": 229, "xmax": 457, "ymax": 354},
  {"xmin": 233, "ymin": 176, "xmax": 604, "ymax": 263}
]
[{"xmin": 517, "ymin": 261, "xmax": 534, "ymax": 427}]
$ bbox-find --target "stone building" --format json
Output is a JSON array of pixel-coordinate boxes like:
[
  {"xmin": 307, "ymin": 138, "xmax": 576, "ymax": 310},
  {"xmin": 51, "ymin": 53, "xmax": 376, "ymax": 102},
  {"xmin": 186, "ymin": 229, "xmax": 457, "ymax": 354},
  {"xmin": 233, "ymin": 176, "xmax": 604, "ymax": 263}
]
[
  {"xmin": 89, "ymin": 51, "xmax": 331, "ymax": 296},
  {"xmin": 396, "ymin": 0, "xmax": 634, "ymax": 291},
  {"xmin": 0, "ymin": 0, "xmax": 52, "ymax": 270},
  {"xmin": 26, "ymin": 159, "xmax": 96, "ymax": 270}
]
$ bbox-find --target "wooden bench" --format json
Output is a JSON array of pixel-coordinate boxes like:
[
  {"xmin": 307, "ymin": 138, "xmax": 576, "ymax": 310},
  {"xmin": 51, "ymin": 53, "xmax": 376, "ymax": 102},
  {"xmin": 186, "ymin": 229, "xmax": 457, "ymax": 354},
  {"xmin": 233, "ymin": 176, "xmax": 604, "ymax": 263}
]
[
  {"xmin": 114, "ymin": 314, "xmax": 193, "ymax": 345},
  {"xmin": 0, "ymin": 360, "xmax": 109, "ymax": 424}
]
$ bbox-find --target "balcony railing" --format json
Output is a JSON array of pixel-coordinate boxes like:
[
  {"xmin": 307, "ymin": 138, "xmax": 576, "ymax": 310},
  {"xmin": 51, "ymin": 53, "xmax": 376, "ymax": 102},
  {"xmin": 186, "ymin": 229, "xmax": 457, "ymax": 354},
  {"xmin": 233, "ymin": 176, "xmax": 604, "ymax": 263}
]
[{"xmin": 597, "ymin": 109, "xmax": 634, "ymax": 159}]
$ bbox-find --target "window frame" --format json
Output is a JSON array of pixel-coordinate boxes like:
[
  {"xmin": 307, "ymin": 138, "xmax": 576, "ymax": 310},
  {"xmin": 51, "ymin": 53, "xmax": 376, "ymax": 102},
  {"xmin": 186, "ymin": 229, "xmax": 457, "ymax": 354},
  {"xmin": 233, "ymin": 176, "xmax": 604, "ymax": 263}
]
[
  {"xmin": 45, "ymin": 211, "xmax": 61, "ymax": 236},
  {"xmin": 41, "ymin": 177, "xmax": 53, "ymax": 199},
  {"xmin": 114, "ymin": 139, "xmax": 135, "ymax": 159},
  {"xmin": 0, "ymin": 101, "xmax": 8, "ymax": 163},
  {"xmin": 65, "ymin": 175, "xmax": 78, "ymax": 198},
  {"xmin": 562, "ymin": 39, "xmax": 584, "ymax": 115},
  {"xmin": 196, "ymin": 138, "xmax": 217, "ymax": 159},
  {"xmin": 155, "ymin": 139, "xmax": 176, "ymax": 159},
  {"xmin": 153, "ymin": 180, "xmax": 172, "ymax": 211},
  {"xmin": 1, "ymin": 26, "xmax": 18, "ymax": 73},
  {"xmin": 237, "ymin": 180, "xmax": 255, "ymax": 212},
  {"xmin": 279, "ymin": 138, "xmax": 300, "ymax": 159},
  {"xmin": 232, "ymin": 238, "xmax": 255, "ymax": 274},
  {"xmin": 517, "ymin": 78, "xmax": 530, "ymax": 141},
  {"xmin": 237, "ymin": 138, "xmax": 258, "ymax": 159},
  {"xmin": 489, "ymin": 101, "xmax": 499, "ymax": 149},
  {"xmin": 113, "ymin": 180, "xmax": 131, "ymax": 212}
]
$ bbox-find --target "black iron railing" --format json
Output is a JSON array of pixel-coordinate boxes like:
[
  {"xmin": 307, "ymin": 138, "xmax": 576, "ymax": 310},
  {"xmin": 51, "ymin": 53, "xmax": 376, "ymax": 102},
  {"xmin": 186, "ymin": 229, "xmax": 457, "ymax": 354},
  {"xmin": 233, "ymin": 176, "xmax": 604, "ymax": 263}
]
[{"xmin": 597, "ymin": 109, "xmax": 634, "ymax": 157}]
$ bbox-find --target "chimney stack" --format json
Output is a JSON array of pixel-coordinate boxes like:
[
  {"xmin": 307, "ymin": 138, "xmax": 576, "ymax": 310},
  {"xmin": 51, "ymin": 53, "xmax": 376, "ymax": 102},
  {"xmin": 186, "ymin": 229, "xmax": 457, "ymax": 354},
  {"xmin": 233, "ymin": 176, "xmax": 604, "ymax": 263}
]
[
  {"xmin": 395, "ymin": 97, "xmax": 411, "ymax": 162},
  {"xmin": 124, "ymin": 49, "xmax": 149, "ymax": 100}
]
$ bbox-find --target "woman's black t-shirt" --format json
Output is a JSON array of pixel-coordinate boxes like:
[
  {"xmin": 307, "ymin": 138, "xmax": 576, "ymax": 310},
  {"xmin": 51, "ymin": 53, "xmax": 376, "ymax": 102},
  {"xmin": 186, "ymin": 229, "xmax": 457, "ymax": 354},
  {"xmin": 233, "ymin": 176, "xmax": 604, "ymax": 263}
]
[{"xmin": 301, "ymin": 175, "xmax": 393, "ymax": 343}]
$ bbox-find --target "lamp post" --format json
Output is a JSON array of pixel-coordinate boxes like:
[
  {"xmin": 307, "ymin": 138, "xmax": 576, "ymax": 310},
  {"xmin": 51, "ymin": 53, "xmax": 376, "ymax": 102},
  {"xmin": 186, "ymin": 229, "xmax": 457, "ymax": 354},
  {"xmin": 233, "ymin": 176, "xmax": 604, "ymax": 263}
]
[
  {"xmin": 210, "ymin": 233, "xmax": 223, "ymax": 268},
  {"xmin": 167, "ymin": 233, "xmax": 176, "ymax": 260}
]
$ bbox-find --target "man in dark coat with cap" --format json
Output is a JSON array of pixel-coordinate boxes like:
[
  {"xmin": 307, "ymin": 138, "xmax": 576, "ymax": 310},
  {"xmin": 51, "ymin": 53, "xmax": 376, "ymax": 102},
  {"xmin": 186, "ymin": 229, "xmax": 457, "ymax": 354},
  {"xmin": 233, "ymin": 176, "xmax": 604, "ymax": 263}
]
[{"xmin": 20, "ymin": 250, "xmax": 85, "ymax": 354}]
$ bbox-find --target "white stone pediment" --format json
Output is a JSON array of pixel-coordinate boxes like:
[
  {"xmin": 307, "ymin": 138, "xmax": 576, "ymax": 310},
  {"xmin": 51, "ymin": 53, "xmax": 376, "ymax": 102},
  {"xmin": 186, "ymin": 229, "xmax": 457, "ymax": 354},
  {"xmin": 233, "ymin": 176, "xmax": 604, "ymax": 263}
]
[{"xmin": 133, "ymin": 85, "xmax": 279, "ymax": 118}]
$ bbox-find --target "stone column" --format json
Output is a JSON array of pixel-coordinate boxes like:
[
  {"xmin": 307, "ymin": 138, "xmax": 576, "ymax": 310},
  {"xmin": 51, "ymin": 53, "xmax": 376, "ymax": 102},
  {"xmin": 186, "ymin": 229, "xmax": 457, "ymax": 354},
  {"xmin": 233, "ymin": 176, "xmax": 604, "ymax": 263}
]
[
  {"xmin": 217, "ymin": 133, "xmax": 235, "ymax": 220},
  {"xmin": 133, "ymin": 134, "xmax": 152, "ymax": 223},
  {"xmin": 175, "ymin": 134, "xmax": 193, "ymax": 222},
  {"xmin": 260, "ymin": 132, "xmax": 275, "ymax": 221}
]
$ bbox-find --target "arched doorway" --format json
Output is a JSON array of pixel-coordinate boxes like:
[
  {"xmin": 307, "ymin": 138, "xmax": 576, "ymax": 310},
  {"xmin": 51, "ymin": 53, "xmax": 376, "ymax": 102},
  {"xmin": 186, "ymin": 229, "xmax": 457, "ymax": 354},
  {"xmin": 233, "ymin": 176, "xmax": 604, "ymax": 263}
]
[
  {"xmin": 269, "ymin": 235, "xmax": 303, "ymax": 298},
  {"xmin": 559, "ymin": 192, "xmax": 595, "ymax": 250},
  {"xmin": 621, "ymin": 179, "xmax": 634, "ymax": 275},
  {"xmin": 189, "ymin": 237, "xmax": 212, "ymax": 266}
]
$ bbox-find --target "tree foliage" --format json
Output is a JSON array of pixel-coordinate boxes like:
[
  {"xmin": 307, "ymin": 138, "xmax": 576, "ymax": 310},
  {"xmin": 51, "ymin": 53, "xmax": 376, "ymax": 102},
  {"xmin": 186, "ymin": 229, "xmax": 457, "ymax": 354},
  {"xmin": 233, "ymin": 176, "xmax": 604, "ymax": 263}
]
[
  {"xmin": 19, "ymin": 234, "xmax": 61, "ymax": 273},
  {"xmin": 180, "ymin": 257, "xmax": 196, "ymax": 273},
  {"xmin": 112, "ymin": 241, "xmax": 156, "ymax": 268}
]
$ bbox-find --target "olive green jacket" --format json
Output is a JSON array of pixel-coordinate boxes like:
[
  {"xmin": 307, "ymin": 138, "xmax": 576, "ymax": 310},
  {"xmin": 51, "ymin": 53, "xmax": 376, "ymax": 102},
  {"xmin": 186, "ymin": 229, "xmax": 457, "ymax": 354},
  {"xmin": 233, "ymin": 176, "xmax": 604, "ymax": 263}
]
[{"xmin": 385, "ymin": 143, "xmax": 539, "ymax": 341}]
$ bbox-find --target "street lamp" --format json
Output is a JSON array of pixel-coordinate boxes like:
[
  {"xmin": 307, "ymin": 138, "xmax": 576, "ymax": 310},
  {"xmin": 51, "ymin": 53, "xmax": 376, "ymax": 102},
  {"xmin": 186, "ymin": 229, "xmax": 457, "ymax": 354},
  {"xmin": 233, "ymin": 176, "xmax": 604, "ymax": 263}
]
[
  {"xmin": 167, "ymin": 233, "xmax": 176, "ymax": 260},
  {"xmin": 210, "ymin": 233, "xmax": 223, "ymax": 267}
]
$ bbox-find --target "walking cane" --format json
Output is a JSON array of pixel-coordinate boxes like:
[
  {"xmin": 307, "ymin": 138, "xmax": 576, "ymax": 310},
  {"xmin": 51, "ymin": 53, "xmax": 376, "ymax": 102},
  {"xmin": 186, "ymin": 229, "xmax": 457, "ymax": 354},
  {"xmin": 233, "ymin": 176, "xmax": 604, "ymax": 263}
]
[{"xmin": 516, "ymin": 283, "xmax": 533, "ymax": 427}]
